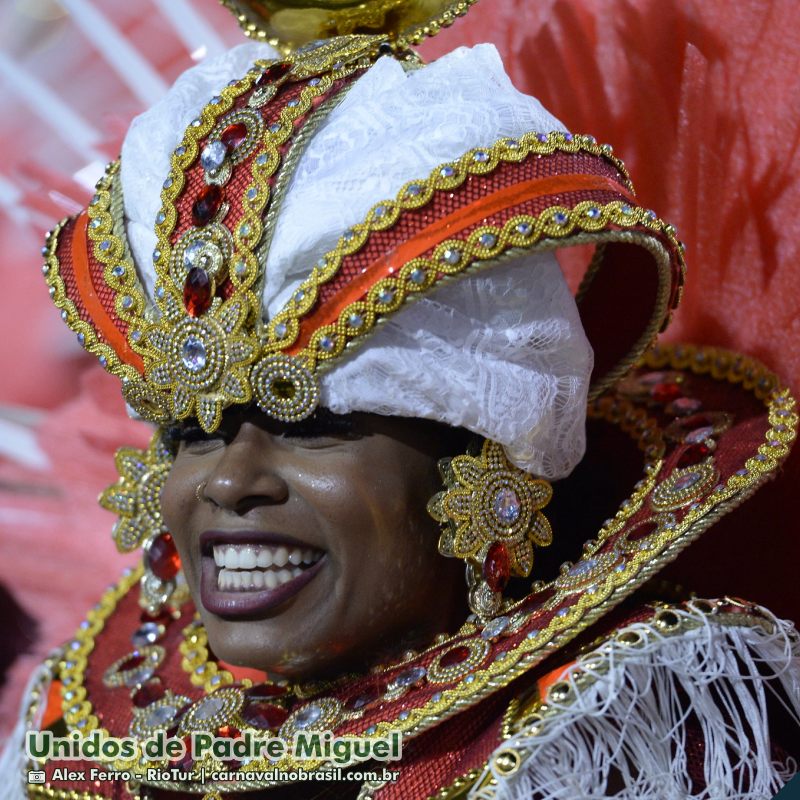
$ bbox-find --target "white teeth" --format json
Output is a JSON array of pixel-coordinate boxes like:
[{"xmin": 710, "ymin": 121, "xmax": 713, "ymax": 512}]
[
  {"xmin": 213, "ymin": 544, "xmax": 323, "ymax": 591},
  {"xmin": 273, "ymin": 546, "xmax": 289, "ymax": 568}
]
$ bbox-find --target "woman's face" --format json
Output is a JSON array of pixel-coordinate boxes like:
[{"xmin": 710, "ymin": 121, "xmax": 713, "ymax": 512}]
[{"xmin": 161, "ymin": 409, "xmax": 467, "ymax": 680}]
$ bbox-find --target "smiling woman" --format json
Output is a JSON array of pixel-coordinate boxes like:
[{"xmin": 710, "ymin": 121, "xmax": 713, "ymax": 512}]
[
  {"xmin": 164, "ymin": 410, "xmax": 467, "ymax": 678},
  {"xmin": 2, "ymin": 1, "xmax": 800, "ymax": 799}
]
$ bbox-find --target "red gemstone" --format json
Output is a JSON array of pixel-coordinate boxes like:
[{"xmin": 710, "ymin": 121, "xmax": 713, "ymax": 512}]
[
  {"xmin": 183, "ymin": 267, "xmax": 213, "ymax": 317},
  {"xmin": 217, "ymin": 724, "xmax": 241, "ymax": 739},
  {"xmin": 651, "ymin": 382, "xmax": 682, "ymax": 404},
  {"xmin": 147, "ymin": 532, "xmax": 181, "ymax": 581},
  {"xmin": 676, "ymin": 442, "xmax": 713, "ymax": 469},
  {"xmin": 220, "ymin": 122, "xmax": 248, "ymax": 150},
  {"xmin": 256, "ymin": 61, "xmax": 292, "ymax": 85},
  {"xmin": 439, "ymin": 645, "xmax": 471, "ymax": 669},
  {"xmin": 118, "ymin": 652, "xmax": 145, "ymax": 672},
  {"xmin": 132, "ymin": 680, "xmax": 165, "ymax": 708},
  {"xmin": 241, "ymin": 701, "xmax": 289, "ymax": 730},
  {"xmin": 627, "ymin": 520, "xmax": 659, "ymax": 542},
  {"xmin": 244, "ymin": 683, "xmax": 287, "ymax": 701},
  {"xmin": 191, "ymin": 184, "xmax": 223, "ymax": 227},
  {"xmin": 345, "ymin": 688, "xmax": 381, "ymax": 711},
  {"xmin": 483, "ymin": 542, "xmax": 510, "ymax": 592}
]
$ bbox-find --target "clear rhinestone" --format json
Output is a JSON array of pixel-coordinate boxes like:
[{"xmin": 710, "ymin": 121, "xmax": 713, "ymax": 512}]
[
  {"xmin": 123, "ymin": 667, "xmax": 155, "ymax": 687},
  {"xmin": 348, "ymin": 313, "xmax": 364, "ymax": 328},
  {"xmin": 552, "ymin": 212, "xmax": 568, "ymax": 225},
  {"xmin": 390, "ymin": 666, "xmax": 426, "ymax": 690},
  {"xmin": 479, "ymin": 233, "xmax": 497, "ymax": 248},
  {"xmin": 586, "ymin": 206, "xmax": 601, "ymax": 219},
  {"xmin": 406, "ymin": 184, "xmax": 422, "ymax": 197},
  {"xmin": 100, "ymin": 240, "xmax": 111, "ymax": 251},
  {"xmin": 191, "ymin": 118, "xmax": 202, "ymax": 127},
  {"xmin": 374, "ymin": 205, "xmax": 387, "ymax": 218},
  {"xmin": 320, "ymin": 335, "xmax": 335, "ymax": 352},
  {"xmin": 309, "ymin": 78, "xmax": 321, "ymax": 86},
  {"xmin": 481, "ymin": 616, "xmax": 510, "ymax": 640},
  {"xmin": 269, "ymin": 123, "xmax": 281, "ymax": 133},
  {"xmin": 287, "ymin": 99, "xmax": 300, "ymax": 108},
  {"xmin": 409, "ymin": 268, "xmax": 426, "ymax": 284},
  {"xmin": 492, "ymin": 487, "xmax": 521, "ymax": 524},
  {"xmin": 89, "ymin": 219, "xmax": 101, "ymax": 229},
  {"xmin": 155, "ymin": 286, "xmax": 165, "ymax": 299},
  {"xmin": 132, "ymin": 622, "xmax": 162, "ymax": 648},
  {"xmin": 234, "ymin": 260, "xmax": 247, "ymax": 277},
  {"xmin": 257, "ymin": 154, "xmax": 268, "ymax": 165},
  {"xmin": 152, "ymin": 249, "xmax": 161, "ymax": 263},
  {"xmin": 473, "ymin": 150, "xmax": 489, "ymax": 162},
  {"xmin": 440, "ymin": 165, "xmax": 455, "ymax": 178},
  {"xmin": 239, "ymin": 223, "xmax": 251, "ymax": 237},
  {"xmin": 441, "ymin": 248, "xmax": 461, "ymax": 266},
  {"xmin": 99, "ymin": 356, "xmax": 107, "ymax": 367},
  {"xmin": 247, "ymin": 187, "xmax": 258, "ymax": 201},
  {"xmin": 274, "ymin": 322, "xmax": 288, "ymax": 338},
  {"xmin": 294, "ymin": 289, "xmax": 305, "ymax": 303},
  {"xmin": 163, "ymin": 177, "xmax": 173, "ymax": 190},
  {"xmin": 49, "ymin": 286, "xmax": 56, "ymax": 297},
  {"xmin": 145, "ymin": 704, "xmax": 178, "ymax": 727},
  {"xmin": 201, "ymin": 140, "xmax": 227, "ymax": 173},
  {"xmin": 194, "ymin": 695, "xmax": 225, "ymax": 720},
  {"xmin": 121, "ymin": 296, "xmax": 133, "ymax": 309},
  {"xmin": 61, "ymin": 310, "xmax": 68, "ymax": 321},
  {"xmin": 112, "ymin": 265, "xmax": 125, "ymax": 277},
  {"xmin": 377, "ymin": 288, "xmax": 395, "ymax": 304},
  {"xmin": 294, "ymin": 703, "xmax": 322, "ymax": 729},
  {"xmin": 506, "ymin": 139, "xmax": 520, "ymax": 149},
  {"xmin": 399, "ymin": 711, "xmax": 410, "ymax": 720},
  {"xmin": 77, "ymin": 332, "xmax": 85, "ymax": 345},
  {"xmin": 156, "ymin": 212, "xmax": 166, "ymax": 225},
  {"xmin": 516, "ymin": 222, "xmax": 532, "ymax": 236},
  {"xmin": 175, "ymin": 146, "xmax": 186, "ymax": 156},
  {"xmin": 181, "ymin": 336, "xmax": 207, "ymax": 372},
  {"xmin": 210, "ymin": 96, "xmax": 221, "ymax": 105}
]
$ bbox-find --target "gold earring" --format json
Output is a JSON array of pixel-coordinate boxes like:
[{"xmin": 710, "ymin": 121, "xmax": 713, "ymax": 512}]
[
  {"xmin": 99, "ymin": 430, "xmax": 186, "ymax": 614},
  {"xmin": 195, "ymin": 480, "xmax": 208, "ymax": 503},
  {"xmin": 427, "ymin": 439, "xmax": 554, "ymax": 620}
]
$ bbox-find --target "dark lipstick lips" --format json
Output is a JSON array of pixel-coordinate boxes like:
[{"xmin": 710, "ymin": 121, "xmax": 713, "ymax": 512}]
[{"xmin": 198, "ymin": 530, "xmax": 325, "ymax": 618}]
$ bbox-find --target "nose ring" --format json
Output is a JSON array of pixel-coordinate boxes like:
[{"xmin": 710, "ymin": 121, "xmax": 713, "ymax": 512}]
[{"xmin": 195, "ymin": 480, "xmax": 208, "ymax": 503}]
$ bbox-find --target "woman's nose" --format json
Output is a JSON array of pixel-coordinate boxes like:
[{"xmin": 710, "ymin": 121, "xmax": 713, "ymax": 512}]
[{"xmin": 203, "ymin": 426, "xmax": 289, "ymax": 513}]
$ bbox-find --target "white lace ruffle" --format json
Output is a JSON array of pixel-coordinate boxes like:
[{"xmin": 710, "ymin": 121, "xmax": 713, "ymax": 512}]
[{"xmin": 120, "ymin": 43, "xmax": 592, "ymax": 478}]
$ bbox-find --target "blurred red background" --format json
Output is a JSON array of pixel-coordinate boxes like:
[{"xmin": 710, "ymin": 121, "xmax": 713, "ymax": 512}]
[{"xmin": 1, "ymin": 0, "xmax": 797, "ymax": 735}]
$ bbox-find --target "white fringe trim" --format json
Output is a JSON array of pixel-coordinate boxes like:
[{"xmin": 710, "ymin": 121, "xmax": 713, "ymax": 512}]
[
  {"xmin": 0, "ymin": 656, "xmax": 57, "ymax": 800},
  {"xmin": 473, "ymin": 602, "xmax": 800, "ymax": 800}
]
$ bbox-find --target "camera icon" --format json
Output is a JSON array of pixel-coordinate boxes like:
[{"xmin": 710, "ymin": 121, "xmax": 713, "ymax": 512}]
[{"xmin": 27, "ymin": 770, "xmax": 46, "ymax": 784}]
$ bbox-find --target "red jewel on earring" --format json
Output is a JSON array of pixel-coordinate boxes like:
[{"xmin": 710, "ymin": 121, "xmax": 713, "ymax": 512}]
[
  {"xmin": 483, "ymin": 542, "xmax": 510, "ymax": 592},
  {"xmin": 147, "ymin": 532, "xmax": 181, "ymax": 581}
]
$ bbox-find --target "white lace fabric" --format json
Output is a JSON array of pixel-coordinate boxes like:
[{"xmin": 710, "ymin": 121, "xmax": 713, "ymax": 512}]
[{"xmin": 120, "ymin": 43, "xmax": 594, "ymax": 479}]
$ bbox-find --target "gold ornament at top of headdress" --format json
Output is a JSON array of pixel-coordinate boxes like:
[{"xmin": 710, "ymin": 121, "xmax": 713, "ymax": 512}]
[{"xmin": 219, "ymin": 0, "xmax": 479, "ymax": 52}]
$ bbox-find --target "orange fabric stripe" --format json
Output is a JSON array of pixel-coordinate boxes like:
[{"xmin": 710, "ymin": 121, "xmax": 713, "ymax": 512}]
[
  {"xmin": 41, "ymin": 679, "xmax": 63, "ymax": 730},
  {"xmin": 71, "ymin": 212, "xmax": 144, "ymax": 372},
  {"xmin": 288, "ymin": 173, "xmax": 633, "ymax": 354}
]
